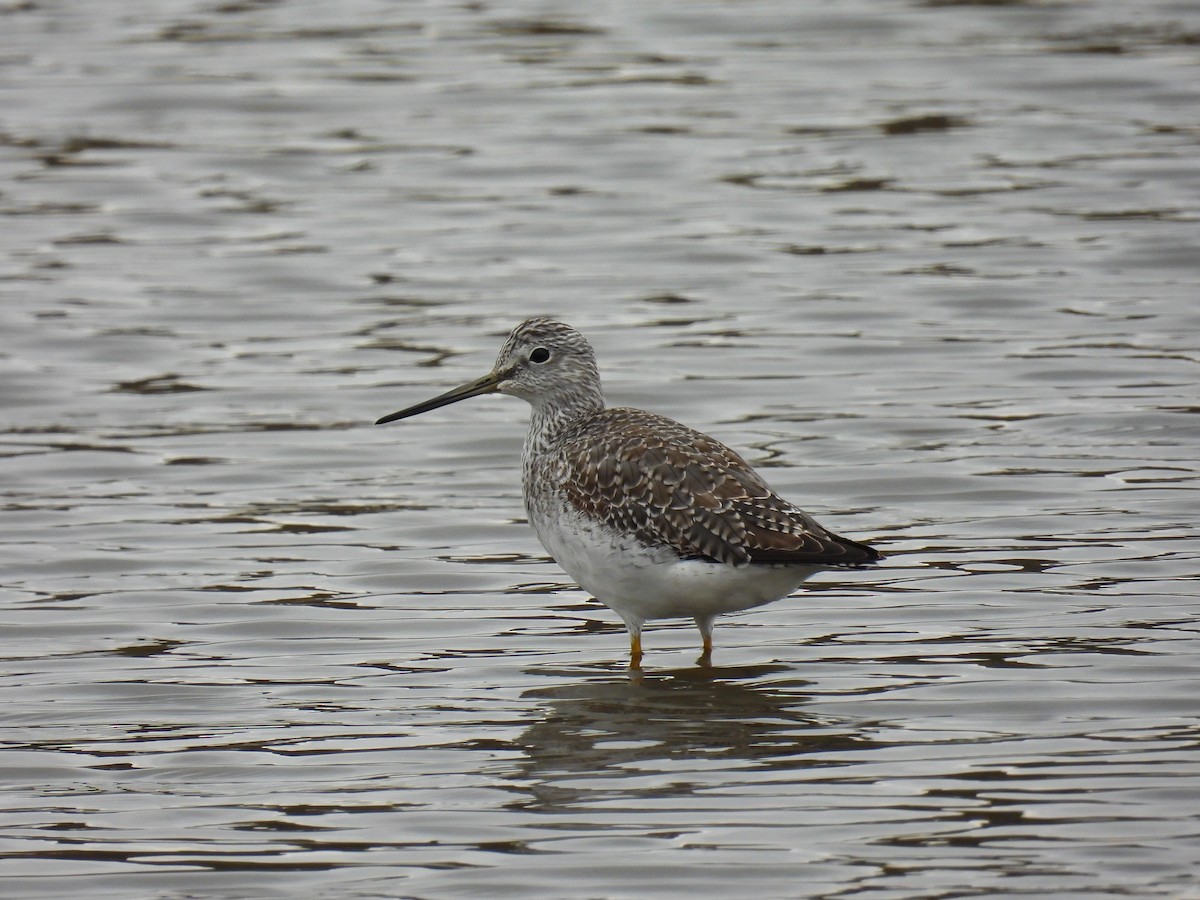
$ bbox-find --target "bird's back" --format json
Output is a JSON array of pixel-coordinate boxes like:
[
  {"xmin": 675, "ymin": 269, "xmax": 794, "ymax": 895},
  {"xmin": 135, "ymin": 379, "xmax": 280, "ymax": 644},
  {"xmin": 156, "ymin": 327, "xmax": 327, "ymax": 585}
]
[{"xmin": 525, "ymin": 407, "xmax": 880, "ymax": 569}]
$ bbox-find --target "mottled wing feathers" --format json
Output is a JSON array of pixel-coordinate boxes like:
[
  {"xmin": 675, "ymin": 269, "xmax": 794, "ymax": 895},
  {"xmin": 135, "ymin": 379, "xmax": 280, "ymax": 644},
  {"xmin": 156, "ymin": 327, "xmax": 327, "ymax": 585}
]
[{"xmin": 551, "ymin": 408, "xmax": 880, "ymax": 568}]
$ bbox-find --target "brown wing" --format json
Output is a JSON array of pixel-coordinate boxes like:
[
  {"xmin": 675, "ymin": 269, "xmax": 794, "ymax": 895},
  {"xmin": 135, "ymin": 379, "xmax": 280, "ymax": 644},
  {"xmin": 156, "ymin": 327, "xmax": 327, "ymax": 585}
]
[{"xmin": 554, "ymin": 408, "xmax": 880, "ymax": 568}]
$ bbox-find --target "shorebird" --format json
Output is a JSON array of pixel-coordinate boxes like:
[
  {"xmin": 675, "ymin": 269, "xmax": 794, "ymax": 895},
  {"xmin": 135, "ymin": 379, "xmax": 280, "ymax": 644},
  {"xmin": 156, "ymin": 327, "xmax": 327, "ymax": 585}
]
[{"xmin": 376, "ymin": 318, "xmax": 880, "ymax": 667}]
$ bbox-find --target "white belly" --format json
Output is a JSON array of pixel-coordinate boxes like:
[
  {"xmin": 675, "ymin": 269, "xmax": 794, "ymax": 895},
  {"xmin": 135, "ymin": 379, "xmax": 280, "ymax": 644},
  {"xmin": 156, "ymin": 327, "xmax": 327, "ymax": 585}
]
[{"xmin": 529, "ymin": 502, "xmax": 820, "ymax": 630}]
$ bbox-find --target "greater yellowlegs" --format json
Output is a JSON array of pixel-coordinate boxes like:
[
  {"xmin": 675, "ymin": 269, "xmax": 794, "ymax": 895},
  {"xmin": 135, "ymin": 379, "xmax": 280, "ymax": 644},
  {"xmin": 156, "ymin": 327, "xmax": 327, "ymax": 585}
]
[{"xmin": 376, "ymin": 318, "xmax": 880, "ymax": 667}]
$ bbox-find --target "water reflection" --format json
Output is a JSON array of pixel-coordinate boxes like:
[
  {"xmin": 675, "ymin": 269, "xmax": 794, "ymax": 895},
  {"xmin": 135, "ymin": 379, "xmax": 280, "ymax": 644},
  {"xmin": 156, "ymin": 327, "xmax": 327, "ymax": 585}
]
[{"xmin": 507, "ymin": 668, "xmax": 881, "ymax": 812}]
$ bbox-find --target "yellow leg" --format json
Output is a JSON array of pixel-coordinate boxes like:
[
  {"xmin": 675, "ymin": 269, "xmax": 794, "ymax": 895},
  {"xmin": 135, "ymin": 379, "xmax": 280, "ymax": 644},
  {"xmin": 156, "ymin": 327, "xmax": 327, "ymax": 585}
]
[
  {"xmin": 629, "ymin": 631, "xmax": 643, "ymax": 669},
  {"xmin": 695, "ymin": 616, "xmax": 714, "ymax": 668}
]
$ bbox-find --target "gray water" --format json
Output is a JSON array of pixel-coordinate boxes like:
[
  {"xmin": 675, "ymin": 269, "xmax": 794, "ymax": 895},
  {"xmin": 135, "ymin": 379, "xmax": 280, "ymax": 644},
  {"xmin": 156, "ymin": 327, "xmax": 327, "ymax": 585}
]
[{"xmin": 2, "ymin": 1, "xmax": 1199, "ymax": 897}]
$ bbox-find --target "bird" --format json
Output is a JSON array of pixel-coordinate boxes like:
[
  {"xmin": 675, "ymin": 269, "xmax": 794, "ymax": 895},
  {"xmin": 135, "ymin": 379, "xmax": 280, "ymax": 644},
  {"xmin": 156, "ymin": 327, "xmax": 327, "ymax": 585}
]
[{"xmin": 376, "ymin": 318, "xmax": 880, "ymax": 668}]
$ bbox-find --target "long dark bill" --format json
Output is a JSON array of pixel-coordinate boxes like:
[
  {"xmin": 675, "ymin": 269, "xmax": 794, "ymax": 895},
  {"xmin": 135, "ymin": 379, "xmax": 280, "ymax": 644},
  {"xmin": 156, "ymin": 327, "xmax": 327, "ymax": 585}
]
[{"xmin": 375, "ymin": 372, "xmax": 504, "ymax": 425}]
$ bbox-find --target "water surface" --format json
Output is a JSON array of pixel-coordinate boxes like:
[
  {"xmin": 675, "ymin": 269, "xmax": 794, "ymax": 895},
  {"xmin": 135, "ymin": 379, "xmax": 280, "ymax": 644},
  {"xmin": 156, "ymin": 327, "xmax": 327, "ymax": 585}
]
[{"xmin": 2, "ymin": 1, "xmax": 1198, "ymax": 897}]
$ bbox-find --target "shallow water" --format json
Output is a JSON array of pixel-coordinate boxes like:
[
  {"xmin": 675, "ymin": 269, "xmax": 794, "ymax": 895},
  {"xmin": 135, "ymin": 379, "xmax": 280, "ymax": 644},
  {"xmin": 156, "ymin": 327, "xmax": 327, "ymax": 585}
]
[{"xmin": 2, "ymin": 1, "xmax": 1199, "ymax": 897}]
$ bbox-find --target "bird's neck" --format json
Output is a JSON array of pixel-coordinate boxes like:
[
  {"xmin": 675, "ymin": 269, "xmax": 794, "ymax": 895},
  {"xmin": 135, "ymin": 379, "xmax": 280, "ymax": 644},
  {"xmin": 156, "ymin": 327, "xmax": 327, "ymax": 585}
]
[{"xmin": 523, "ymin": 390, "xmax": 604, "ymax": 458}]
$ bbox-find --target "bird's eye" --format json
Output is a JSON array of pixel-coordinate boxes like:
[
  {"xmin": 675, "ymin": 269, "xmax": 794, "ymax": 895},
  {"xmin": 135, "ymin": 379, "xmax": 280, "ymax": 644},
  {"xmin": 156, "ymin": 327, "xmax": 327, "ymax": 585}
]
[{"xmin": 529, "ymin": 347, "xmax": 551, "ymax": 364}]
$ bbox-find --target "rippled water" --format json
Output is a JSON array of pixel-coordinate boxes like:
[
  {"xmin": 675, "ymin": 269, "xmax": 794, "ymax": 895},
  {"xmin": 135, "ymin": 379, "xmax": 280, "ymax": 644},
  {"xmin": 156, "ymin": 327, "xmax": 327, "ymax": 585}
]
[{"xmin": 2, "ymin": 1, "xmax": 1199, "ymax": 897}]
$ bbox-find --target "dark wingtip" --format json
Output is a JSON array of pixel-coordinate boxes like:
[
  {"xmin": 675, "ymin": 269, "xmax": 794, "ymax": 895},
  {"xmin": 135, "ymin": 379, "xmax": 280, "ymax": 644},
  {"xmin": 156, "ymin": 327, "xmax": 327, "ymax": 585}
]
[
  {"xmin": 835, "ymin": 535, "xmax": 883, "ymax": 566},
  {"xmin": 744, "ymin": 532, "xmax": 882, "ymax": 567}
]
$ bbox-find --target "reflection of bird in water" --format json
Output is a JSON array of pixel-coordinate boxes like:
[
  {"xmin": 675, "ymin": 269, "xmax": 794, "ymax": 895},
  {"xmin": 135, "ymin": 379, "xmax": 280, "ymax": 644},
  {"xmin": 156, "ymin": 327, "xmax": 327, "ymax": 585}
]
[
  {"xmin": 501, "ymin": 669, "xmax": 879, "ymax": 812},
  {"xmin": 376, "ymin": 318, "xmax": 880, "ymax": 668}
]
